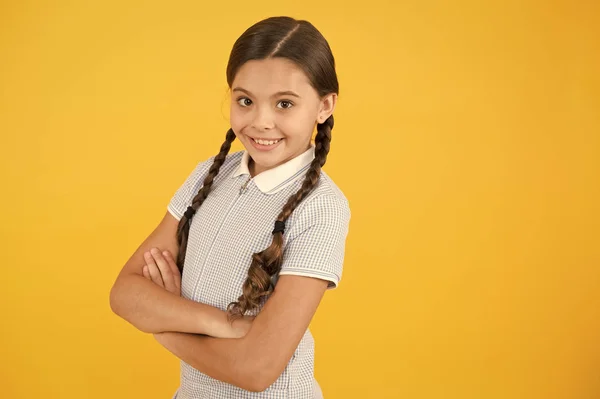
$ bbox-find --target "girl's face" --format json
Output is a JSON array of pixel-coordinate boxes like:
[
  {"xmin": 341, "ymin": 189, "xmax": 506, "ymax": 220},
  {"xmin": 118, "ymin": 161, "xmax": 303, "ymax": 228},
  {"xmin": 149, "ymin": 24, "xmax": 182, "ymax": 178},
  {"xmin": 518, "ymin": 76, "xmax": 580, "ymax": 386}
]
[{"xmin": 230, "ymin": 57, "xmax": 336, "ymax": 176}]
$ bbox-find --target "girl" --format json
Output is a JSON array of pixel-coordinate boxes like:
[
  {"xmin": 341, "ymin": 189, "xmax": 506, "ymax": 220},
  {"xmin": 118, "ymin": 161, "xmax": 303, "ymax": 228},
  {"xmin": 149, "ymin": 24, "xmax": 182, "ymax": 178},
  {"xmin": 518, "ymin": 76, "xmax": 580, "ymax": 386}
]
[{"xmin": 109, "ymin": 16, "xmax": 351, "ymax": 398}]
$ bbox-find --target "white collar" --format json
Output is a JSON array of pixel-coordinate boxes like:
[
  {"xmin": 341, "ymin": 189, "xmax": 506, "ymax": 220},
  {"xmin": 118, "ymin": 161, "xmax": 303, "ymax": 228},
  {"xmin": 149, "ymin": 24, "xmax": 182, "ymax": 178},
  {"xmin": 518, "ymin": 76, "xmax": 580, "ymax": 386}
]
[{"xmin": 231, "ymin": 144, "xmax": 315, "ymax": 194}]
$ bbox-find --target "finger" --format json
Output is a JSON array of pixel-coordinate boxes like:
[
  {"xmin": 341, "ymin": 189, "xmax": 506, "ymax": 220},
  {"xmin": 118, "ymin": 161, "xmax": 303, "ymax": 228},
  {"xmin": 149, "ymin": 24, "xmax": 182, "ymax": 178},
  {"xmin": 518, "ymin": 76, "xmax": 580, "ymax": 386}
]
[
  {"xmin": 144, "ymin": 251, "xmax": 164, "ymax": 287},
  {"xmin": 150, "ymin": 248, "xmax": 176, "ymax": 293},
  {"xmin": 147, "ymin": 263, "xmax": 164, "ymax": 287},
  {"xmin": 142, "ymin": 265, "xmax": 151, "ymax": 280},
  {"xmin": 163, "ymin": 251, "xmax": 181, "ymax": 291}
]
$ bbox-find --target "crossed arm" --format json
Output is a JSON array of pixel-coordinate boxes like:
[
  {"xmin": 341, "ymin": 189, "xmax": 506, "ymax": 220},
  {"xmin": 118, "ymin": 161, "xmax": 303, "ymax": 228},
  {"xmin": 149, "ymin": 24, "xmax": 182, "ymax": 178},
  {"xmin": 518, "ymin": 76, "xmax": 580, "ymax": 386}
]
[
  {"xmin": 111, "ymin": 244, "xmax": 328, "ymax": 392},
  {"xmin": 153, "ymin": 273, "xmax": 328, "ymax": 392}
]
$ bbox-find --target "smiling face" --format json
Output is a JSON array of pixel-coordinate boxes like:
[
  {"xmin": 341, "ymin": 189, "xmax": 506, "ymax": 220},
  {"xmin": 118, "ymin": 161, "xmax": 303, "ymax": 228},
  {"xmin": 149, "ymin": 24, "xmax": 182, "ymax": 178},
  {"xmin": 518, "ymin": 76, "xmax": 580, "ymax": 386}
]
[{"xmin": 230, "ymin": 57, "xmax": 336, "ymax": 176}]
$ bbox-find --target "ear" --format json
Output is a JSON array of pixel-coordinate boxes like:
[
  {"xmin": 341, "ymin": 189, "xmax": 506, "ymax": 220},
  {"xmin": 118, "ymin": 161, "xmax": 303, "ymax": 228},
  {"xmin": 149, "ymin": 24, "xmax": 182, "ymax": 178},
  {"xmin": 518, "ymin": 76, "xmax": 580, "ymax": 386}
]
[{"xmin": 317, "ymin": 93, "xmax": 337, "ymax": 124}]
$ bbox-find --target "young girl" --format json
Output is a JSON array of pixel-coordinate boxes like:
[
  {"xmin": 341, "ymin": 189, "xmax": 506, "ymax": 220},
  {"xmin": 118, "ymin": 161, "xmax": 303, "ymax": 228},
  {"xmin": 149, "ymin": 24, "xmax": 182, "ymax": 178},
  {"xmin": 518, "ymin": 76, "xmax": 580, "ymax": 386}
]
[{"xmin": 110, "ymin": 16, "xmax": 350, "ymax": 398}]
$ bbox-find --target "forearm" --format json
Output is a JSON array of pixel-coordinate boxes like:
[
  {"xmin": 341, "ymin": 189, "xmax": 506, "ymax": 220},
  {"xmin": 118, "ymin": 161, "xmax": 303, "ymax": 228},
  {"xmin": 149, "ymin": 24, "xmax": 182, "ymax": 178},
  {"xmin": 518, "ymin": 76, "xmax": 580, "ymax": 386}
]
[
  {"xmin": 154, "ymin": 332, "xmax": 269, "ymax": 392},
  {"xmin": 151, "ymin": 276, "xmax": 325, "ymax": 392},
  {"xmin": 110, "ymin": 273, "xmax": 229, "ymax": 335}
]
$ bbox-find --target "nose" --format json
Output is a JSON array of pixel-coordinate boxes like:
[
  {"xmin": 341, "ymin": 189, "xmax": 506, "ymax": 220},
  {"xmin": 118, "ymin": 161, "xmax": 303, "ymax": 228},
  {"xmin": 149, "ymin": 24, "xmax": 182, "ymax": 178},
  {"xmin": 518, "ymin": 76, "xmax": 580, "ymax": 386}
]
[{"xmin": 251, "ymin": 106, "xmax": 275, "ymax": 131}]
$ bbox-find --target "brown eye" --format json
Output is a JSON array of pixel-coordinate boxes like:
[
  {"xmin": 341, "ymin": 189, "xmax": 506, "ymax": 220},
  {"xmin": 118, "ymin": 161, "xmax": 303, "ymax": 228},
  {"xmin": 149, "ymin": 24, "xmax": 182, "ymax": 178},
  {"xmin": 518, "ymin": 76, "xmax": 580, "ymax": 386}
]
[
  {"xmin": 237, "ymin": 98, "xmax": 252, "ymax": 107},
  {"xmin": 277, "ymin": 100, "xmax": 294, "ymax": 109}
]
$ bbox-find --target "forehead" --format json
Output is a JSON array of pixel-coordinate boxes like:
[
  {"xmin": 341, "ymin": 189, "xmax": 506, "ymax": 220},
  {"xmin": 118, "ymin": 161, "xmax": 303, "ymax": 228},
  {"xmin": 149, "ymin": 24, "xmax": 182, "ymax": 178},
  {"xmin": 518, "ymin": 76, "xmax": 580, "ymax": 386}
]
[{"xmin": 232, "ymin": 58, "xmax": 314, "ymax": 96}]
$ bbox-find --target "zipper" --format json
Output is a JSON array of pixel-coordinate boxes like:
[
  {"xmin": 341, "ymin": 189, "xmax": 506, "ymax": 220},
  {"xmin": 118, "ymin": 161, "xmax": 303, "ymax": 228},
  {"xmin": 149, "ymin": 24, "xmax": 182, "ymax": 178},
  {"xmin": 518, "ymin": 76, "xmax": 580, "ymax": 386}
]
[
  {"xmin": 192, "ymin": 179, "xmax": 248, "ymax": 302},
  {"xmin": 239, "ymin": 175, "xmax": 252, "ymax": 195}
]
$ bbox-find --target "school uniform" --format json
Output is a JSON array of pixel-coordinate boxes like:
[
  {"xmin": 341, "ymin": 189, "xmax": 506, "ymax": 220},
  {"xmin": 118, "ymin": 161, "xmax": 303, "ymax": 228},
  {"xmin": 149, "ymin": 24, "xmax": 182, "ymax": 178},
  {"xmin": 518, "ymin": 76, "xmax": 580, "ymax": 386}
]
[{"xmin": 166, "ymin": 143, "xmax": 351, "ymax": 399}]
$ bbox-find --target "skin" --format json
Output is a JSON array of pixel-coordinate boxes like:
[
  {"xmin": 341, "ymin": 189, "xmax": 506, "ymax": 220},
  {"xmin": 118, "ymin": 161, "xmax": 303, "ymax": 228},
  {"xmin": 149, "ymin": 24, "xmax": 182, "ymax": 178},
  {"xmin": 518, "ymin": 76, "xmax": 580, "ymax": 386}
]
[
  {"xmin": 109, "ymin": 212, "xmax": 254, "ymax": 338},
  {"xmin": 142, "ymin": 58, "xmax": 338, "ymax": 392},
  {"xmin": 230, "ymin": 57, "xmax": 336, "ymax": 177}
]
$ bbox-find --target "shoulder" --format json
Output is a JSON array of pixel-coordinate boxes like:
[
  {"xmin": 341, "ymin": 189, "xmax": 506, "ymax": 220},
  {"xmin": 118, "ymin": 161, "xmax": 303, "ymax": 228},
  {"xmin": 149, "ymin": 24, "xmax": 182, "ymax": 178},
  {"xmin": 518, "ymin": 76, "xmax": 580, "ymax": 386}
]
[
  {"xmin": 201, "ymin": 149, "xmax": 244, "ymax": 171},
  {"xmin": 285, "ymin": 171, "xmax": 351, "ymax": 239},
  {"xmin": 300, "ymin": 170, "xmax": 350, "ymax": 214},
  {"xmin": 225, "ymin": 150, "xmax": 245, "ymax": 166},
  {"xmin": 183, "ymin": 150, "xmax": 244, "ymax": 181},
  {"xmin": 314, "ymin": 170, "xmax": 350, "ymax": 206}
]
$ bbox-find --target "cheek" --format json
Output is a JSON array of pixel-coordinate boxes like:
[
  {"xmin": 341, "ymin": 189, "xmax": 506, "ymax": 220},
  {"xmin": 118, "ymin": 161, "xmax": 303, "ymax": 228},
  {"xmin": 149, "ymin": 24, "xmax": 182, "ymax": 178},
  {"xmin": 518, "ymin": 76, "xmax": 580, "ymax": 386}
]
[
  {"xmin": 278, "ymin": 111, "xmax": 315, "ymax": 137},
  {"xmin": 229, "ymin": 107, "xmax": 248, "ymax": 131}
]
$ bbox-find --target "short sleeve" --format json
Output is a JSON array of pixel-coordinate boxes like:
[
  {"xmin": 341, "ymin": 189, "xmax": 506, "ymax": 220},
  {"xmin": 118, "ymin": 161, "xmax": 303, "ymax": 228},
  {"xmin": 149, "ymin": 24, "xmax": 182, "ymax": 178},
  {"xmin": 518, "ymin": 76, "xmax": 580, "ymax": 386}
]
[
  {"xmin": 166, "ymin": 156, "xmax": 214, "ymax": 221},
  {"xmin": 277, "ymin": 194, "xmax": 351, "ymax": 290}
]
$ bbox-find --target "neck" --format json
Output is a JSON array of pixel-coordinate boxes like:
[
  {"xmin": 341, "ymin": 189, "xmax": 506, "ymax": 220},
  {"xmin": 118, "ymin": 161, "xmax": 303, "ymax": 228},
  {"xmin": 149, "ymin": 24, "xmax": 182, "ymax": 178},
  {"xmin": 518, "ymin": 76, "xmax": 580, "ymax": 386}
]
[{"xmin": 249, "ymin": 158, "xmax": 257, "ymax": 177}]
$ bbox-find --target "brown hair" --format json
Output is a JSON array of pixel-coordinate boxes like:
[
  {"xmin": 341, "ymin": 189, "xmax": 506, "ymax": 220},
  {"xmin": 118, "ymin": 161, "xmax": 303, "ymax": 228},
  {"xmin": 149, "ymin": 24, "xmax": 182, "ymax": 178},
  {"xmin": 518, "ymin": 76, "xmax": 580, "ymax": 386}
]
[{"xmin": 175, "ymin": 16, "xmax": 339, "ymax": 321}]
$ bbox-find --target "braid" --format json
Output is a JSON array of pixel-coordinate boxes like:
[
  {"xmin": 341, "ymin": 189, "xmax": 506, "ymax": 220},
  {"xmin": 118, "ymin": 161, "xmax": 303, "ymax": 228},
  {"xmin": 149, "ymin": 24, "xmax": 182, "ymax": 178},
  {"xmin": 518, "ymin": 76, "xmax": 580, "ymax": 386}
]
[
  {"xmin": 227, "ymin": 115, "xmax": 335, "ymax": 320},
  {"xmin": 175, "ymin": 128, "xmax": 237, "ymax": 274}
]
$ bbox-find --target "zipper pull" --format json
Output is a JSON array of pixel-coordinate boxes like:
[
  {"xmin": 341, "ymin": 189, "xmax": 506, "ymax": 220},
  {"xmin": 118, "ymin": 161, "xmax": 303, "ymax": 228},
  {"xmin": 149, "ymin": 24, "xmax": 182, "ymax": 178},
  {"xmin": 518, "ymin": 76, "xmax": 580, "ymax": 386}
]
[{"xmin": 239, "ymin": 175, "xmax": 251, "ymax": 194}]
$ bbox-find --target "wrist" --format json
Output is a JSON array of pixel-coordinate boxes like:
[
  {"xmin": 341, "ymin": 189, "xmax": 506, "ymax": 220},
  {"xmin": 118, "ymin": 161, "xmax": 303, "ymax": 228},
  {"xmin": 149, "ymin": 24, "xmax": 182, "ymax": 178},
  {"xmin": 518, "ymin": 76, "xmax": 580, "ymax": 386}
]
[{"xmin": 194, "ymin": 302, "xmax": 232, "ymax": 337}]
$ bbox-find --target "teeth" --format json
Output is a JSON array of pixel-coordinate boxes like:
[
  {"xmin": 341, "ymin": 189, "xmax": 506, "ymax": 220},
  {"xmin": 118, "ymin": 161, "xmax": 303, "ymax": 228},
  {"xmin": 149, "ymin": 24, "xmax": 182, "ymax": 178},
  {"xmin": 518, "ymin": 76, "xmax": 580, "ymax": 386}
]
[{"xmin": 254, "ymin": 138, "xmax": 280, "ymax": 146}]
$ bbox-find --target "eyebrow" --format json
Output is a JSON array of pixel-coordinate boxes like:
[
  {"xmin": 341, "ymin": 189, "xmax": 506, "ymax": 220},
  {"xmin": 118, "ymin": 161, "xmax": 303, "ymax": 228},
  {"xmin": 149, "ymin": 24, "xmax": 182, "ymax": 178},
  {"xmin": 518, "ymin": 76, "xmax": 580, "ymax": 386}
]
[{"xmin": 232, "ymin": 87, "xmax": 301, "ymax": 98}]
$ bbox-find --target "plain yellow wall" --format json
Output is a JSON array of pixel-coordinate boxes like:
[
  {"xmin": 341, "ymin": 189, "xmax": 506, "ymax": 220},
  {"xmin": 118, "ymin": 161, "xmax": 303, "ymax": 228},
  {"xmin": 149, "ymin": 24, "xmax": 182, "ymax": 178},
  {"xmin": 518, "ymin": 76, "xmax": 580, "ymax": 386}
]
[{"xmin": 1, "ymin": 1, "xmax": 598, "ymax": 398}]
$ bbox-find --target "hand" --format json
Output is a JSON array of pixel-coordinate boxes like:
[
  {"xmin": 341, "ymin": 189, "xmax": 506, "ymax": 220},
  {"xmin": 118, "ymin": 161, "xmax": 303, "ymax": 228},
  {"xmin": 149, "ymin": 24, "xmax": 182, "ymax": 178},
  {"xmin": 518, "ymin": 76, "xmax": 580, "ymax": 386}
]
[{"xmin": 142, "ymin": 248, "xmax": 181, "ymax": 297}]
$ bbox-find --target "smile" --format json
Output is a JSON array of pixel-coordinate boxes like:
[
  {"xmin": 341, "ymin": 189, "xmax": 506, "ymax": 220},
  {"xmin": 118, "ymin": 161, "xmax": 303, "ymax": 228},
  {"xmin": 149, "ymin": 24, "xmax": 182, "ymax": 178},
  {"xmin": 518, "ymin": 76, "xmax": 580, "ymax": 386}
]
[
  {"xmin": 250, "ymin": 137, "xmax": 284, "ymax": 151},
  {"xmin": 252, "ymin": 137, "xmax": 281, "ymax": 145}
]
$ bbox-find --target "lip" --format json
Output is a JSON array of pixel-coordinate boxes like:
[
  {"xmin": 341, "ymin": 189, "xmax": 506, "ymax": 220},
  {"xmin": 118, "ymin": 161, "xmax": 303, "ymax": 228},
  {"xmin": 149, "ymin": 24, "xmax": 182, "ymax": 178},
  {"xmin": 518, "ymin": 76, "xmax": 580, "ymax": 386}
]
[{"xmin": 248, "ymin": 136, "xmax": 284, "ymax": 152}]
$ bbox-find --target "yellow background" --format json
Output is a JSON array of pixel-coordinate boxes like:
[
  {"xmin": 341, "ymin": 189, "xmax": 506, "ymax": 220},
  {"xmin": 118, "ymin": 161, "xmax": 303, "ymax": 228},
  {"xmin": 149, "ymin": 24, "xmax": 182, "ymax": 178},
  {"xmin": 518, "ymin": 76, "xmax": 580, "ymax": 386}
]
[{"xmin": 1, "ymin": 1, "xmax": 598, "ymax": 398}]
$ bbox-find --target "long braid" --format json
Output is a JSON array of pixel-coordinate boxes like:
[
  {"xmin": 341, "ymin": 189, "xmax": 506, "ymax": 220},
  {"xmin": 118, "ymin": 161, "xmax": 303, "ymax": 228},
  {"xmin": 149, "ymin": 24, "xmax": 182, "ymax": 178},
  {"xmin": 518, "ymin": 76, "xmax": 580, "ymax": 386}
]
[
  {"xmin": 227, "ymin": 115, "xmax": 334, "ymax": 320},
  {"xmin": 175, "ymin": 128, "xmax": 237, "ymax": 274}
]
